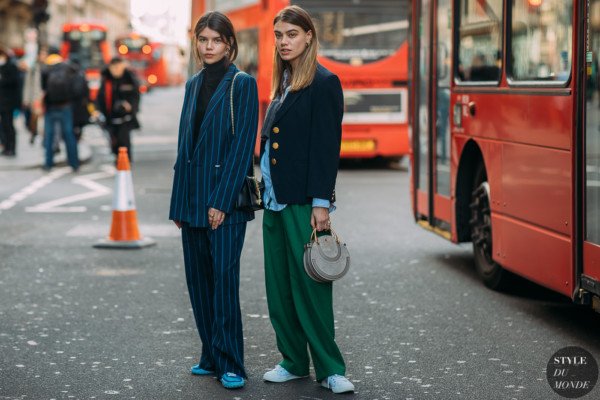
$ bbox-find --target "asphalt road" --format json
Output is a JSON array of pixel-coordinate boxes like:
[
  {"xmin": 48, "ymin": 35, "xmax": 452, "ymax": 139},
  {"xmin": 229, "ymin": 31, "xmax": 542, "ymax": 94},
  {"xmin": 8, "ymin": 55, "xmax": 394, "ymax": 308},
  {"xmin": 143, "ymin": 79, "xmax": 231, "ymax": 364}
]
[{"xmin": 1, "ymin": 86, "xmax": 599, "ymax": 400}]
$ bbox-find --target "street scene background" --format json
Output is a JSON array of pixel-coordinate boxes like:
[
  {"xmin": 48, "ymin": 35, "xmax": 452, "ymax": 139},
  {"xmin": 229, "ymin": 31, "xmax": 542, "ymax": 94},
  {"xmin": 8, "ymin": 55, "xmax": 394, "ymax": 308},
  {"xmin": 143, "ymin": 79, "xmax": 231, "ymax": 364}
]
[
  {"xmin": 1, "ymin": 86, "xmax": 599, "ymax": 399},
  {"xmin": 1, "ymin": 0, "xmax": 600, "ymax": 399}
]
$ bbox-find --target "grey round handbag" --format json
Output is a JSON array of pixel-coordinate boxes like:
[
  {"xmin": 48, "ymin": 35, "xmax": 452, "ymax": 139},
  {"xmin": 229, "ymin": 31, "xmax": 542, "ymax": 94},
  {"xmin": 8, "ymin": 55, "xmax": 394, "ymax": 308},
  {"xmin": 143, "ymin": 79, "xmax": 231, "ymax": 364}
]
[{"xmin": 303, "ymin": 228, "xmax": 350, "ymax": 283}]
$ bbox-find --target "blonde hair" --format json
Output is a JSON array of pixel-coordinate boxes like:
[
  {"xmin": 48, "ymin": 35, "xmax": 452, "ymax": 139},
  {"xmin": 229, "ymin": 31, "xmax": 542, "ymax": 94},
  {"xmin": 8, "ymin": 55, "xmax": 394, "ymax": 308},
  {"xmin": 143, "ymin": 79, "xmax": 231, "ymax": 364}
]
[{"xmin": 271, "ymin": 5, "xmax": 318, "ymax": 99}]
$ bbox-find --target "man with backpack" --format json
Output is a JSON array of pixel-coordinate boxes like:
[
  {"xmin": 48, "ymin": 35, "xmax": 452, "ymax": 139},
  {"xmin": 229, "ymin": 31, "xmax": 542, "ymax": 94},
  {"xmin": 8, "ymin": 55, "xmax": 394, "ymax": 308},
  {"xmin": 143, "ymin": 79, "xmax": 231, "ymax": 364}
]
[{"xmin": 41, "ymin": 49, "xmax": 80, "ymax": 171}]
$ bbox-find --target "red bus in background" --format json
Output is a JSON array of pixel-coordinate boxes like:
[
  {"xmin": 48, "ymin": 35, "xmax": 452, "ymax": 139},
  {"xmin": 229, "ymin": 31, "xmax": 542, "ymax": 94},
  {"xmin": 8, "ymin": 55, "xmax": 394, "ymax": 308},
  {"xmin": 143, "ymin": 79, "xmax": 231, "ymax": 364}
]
[
  {"xmin": 144, "ymin": 42, "xmax": 186, "ymax": 88},
  {"xmin": 193, "ymin": 0, "xmax": 410, "ymax": 160},
  {"xmin": 409, "ymin": 0, "xmax": 600, "ymax": 310},
  {"xmin": 114, "ymin": 34, "xmax": 185, "ymax": 90},
  {"xmin": 115, "ymin": 33, "xmax": 152, "ymax": 93},
  {"xmin": 61, "ymin": 22, "xmax": 110, "ymax": 100}
]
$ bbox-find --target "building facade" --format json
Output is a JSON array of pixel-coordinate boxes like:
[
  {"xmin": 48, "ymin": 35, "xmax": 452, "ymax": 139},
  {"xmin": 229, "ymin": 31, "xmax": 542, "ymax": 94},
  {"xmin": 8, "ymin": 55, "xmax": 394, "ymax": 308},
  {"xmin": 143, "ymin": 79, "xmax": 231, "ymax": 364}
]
[
  {"xmin": 0, "ymin": 0, "xmax": 130, "ymax": 54},
  {"xmin": 0, "ymin": 0, "xmax": 35, "ymax": 49},
  {"xmin": 46, "ymin": 0, "xmax": 130, "ymax": 51}
]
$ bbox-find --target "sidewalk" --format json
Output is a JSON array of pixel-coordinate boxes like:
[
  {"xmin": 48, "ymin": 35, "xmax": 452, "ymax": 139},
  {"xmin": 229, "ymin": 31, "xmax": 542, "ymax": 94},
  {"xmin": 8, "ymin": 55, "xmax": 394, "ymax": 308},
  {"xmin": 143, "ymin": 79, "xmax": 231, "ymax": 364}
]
[{"xmin": 0, "ymin": 116, "xmax": 92, "ymax": 171}]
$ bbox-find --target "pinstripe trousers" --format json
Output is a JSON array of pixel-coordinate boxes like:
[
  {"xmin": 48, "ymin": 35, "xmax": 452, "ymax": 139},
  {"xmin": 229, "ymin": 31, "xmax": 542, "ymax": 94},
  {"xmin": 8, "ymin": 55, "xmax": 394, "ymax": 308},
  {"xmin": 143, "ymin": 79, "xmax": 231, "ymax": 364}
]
[{"xmin": 181, "ymin": 222, "xmax": 247, "ymax": 378}]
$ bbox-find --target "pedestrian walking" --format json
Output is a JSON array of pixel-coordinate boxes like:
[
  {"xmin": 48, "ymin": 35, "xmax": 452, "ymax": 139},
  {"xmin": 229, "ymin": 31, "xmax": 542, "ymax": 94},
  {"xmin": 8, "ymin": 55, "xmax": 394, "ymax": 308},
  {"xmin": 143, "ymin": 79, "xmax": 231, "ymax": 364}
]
[
  {"xmin": 41, "ymin": 50, "xmax": 80, "ymax": 171},
  {"xmin": 0, "ymin": 46, "xmax": 22, "ymax": 156},
  {"xmin": 21, "ymin": 47, "xmax": 46, "ymax": 144},
  {"xmin": 96, "ymin": 57, "xmax": 140, "ymax": 162},
  {"xmin": 69, "ymin": 58, "xmax": 91, "ymax": 142},
  {"xmin": 169, "ymin": 11, "xmax": 258, "ymax": 390},
  {"xmin": 260, "ymin": 6, "xmax": 354, "ymax": 394}
]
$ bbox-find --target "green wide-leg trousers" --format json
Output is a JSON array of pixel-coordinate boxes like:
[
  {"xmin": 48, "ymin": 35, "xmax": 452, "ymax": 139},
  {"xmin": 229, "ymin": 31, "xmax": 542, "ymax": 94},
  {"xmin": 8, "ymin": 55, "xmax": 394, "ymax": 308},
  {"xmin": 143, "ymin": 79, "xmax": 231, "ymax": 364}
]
[{"xmin": 263, "ymin": 205, "xmax": 346, "ymax": 381}]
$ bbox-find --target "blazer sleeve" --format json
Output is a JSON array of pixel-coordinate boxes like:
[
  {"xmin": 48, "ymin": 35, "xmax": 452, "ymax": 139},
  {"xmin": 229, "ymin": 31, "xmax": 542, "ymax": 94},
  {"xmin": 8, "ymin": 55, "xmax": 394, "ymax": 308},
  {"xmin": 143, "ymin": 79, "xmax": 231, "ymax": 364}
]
[
  {"xmin": 208, "ymin": 74, "xmax": 259, "ymax": 213},
  {"xmin": 306, "ymin": 74, "xmax": 343, "ymax": 201}
]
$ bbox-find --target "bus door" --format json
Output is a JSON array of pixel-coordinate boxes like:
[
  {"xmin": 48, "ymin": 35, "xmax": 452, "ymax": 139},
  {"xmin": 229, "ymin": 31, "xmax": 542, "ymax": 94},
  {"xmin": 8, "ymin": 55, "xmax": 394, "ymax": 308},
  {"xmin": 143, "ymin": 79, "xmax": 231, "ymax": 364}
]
[
  {"xmin": 583, "ymin": 0, "xmax": 600, "ymax": 293},
  {"xmin": 414, "ymin": 0, "xmax": 452, "ymax": 234}
]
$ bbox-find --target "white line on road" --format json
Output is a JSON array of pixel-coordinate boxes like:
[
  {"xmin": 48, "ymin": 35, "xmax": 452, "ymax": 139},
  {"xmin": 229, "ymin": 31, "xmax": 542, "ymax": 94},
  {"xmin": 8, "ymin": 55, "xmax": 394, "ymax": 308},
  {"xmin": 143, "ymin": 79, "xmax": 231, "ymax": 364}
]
[
  {"xmin": 26, "ymin": 165, "xmax": 115, "ymax": 213},
  {"xmin": 0, "ymin": 167, "xmax": 72, "ymax": 212},
  {"xmin": 67, "ymin": 224, "xmax": 179, "ymax": 237}
]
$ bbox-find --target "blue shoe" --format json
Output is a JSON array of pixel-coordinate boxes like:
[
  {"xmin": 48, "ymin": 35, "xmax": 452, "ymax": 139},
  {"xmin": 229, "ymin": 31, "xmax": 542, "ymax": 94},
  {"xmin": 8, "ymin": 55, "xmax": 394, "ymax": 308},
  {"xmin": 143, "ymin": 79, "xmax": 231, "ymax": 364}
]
[
  {"xmin": 190, "ymin": 364, "xmax": 214, "ymax": 376},
  {"xmin": 221, "ymin": 372, "xmax": 245, "ymax": 389}
]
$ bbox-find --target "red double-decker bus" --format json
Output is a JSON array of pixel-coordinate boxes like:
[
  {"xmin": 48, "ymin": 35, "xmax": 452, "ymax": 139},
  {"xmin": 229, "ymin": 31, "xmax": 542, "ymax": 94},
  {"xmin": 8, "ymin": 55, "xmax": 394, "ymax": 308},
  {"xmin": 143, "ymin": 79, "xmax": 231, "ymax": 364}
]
[
  {"xmin": 193, "ymin": 0, "xmax": 410, "ymax": 159},
  {"xmin": 115, "ymin": 33, "xmax": 153, "ymax": 93},
  {"xmin": 61, "ymin": 22, "xmax": 111, "ymax": 99},
  {"xmin": 145, "ymin": 42, "xmax": 186, "ymax": 87},
  {"xmin": 409, "ymin": 0, "xmax": 600, "ymax": 309},
  {"xmin": 114, "ymin": 33, "xmax": 185, "ymax": 90}
]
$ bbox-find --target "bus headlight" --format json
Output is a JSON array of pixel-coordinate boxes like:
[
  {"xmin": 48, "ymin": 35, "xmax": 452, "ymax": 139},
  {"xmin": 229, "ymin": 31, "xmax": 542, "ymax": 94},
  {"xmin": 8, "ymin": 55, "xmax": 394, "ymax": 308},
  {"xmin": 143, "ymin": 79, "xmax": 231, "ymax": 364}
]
[{"xmin": 148, "ymin": 74, "xmax": 158, "ymax": 85}]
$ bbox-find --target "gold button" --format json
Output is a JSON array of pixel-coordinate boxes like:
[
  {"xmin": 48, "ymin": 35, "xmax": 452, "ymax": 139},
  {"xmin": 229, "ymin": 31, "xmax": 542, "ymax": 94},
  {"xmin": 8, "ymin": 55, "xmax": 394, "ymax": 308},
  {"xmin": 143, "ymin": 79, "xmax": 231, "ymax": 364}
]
[
  {"xmin": 271, "ymin": 158, "xmax": 277, "ymax": 165},
  {"xmin": 272, "ymin": 127, "xmax": 280, "ymax": 134},
  {"xmin": 272, "ymin": 142, "xmax": 279, "ymax": 150}
]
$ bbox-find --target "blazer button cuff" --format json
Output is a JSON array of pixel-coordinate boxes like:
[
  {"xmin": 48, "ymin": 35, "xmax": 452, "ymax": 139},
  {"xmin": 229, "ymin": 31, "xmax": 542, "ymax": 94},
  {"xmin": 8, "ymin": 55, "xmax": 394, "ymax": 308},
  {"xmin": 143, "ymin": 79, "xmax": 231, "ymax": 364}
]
[
  {"xmin": 271, "ymin": 158, "xmax": 277, "ymax": 165},
  {"xmin": 272, "ymin": 127, "xmax": 279, "ymax": 134},
  {"xmin": 272, "ymin": 142, "xmax": 279, "ymax": 150}
]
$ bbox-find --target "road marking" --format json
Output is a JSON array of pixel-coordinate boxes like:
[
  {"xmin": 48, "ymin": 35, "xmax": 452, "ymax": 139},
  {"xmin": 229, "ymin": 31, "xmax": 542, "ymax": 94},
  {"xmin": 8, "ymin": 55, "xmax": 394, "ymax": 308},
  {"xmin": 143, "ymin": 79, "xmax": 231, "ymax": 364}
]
[
  {"xmin": 0, "ymin": 167, "xmax": 71, "ymax": 212},
  {"xmin": 67, "ymin": 224, "xmax": 179, "ymax": 237},
  {"xmin": 26, "ymin": 165, "xmax": 115, "ymax": 213}
]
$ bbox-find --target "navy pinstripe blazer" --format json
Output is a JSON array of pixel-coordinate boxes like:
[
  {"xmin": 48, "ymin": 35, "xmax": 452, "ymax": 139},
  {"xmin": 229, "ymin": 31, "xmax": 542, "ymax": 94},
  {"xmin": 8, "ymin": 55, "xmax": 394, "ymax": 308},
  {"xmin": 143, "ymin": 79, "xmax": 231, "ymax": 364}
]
[{"xmin": 169, "ymin": 64, "xmax": 259, "ymax": 227}]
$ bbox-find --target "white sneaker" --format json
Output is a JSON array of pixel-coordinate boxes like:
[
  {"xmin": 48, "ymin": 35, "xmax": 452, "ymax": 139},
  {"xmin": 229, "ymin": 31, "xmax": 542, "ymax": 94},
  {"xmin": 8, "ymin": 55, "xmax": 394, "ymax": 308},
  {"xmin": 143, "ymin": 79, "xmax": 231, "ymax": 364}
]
[
  {"xmin": 263, "ymin": 365, "xmax": 308, "ymax": 383},
  {"xmin": 321, "ymin": 374, "xmax": 355, "ymax": 394}
]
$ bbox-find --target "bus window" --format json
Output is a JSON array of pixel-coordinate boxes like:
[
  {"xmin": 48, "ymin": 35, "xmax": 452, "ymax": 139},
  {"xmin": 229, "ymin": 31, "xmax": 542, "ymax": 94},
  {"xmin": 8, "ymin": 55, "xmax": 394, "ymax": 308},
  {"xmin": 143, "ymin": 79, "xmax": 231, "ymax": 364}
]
[
  {"xmin": 437, "ymin": 0, "xmax": 452, "ymax": 196},
  {"xmin": 295, "ymin": 0, "xmax": 407, "ymax": 66},
  {"xmin": 457, "ymin": 0, "xmax": 503, "ymax": 83},
  {"xmin": 64, "ymin": 29, "xmax": 106, "ymax": 71},
  {"xmin": 586, "ymin": 0, "xmax": 600, "ymax": 243},
  {"xmin": 510, "ymin": 0, "xmax": 573, "ymax": 83}
]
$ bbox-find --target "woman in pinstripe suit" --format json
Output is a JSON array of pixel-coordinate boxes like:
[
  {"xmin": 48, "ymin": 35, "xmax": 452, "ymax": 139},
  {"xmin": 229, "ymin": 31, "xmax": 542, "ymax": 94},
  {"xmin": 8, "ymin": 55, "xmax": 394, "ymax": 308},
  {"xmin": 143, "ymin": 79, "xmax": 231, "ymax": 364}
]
[{"xmin": 169, "ymin": 12, "xmax": 258, "ymax": 390}]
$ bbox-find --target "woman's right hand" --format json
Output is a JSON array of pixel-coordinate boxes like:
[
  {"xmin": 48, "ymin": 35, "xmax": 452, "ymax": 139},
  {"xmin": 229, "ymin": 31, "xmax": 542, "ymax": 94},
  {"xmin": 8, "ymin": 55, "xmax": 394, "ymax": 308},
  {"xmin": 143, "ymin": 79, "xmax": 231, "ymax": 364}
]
[{"xmin": 173, "ymin": 220, "xmax": 182, "ymax": 229}]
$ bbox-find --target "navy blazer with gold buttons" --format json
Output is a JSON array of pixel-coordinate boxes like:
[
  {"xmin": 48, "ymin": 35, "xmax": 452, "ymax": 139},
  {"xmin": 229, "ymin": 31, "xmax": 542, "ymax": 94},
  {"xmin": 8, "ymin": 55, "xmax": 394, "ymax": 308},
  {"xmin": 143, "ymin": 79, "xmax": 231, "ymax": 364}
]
[
  {"xmin": 169, "ymin": 64, "xmax": 259, "ymax": 227},
  {"xmin": 260, "ymin": 64, "xmax": 343, "ymax": 205}
]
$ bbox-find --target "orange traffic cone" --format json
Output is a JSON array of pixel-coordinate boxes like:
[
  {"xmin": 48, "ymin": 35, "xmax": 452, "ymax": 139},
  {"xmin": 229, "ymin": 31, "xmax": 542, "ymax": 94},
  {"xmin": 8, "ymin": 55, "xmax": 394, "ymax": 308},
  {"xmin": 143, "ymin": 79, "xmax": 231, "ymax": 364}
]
[{"xmin": 94, "ymin": 147, "xmax": 155, "ymax": 249}]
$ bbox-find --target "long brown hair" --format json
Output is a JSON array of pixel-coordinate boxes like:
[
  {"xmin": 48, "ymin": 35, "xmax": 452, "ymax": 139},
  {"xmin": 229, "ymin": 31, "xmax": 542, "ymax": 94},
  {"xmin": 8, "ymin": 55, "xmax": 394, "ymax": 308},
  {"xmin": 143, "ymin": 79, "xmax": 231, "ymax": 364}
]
[
  {"xmin": 271, "ymin": 5, "xmax": 318, "ymax": 98},
  {"xmin": 192, "ymin": 12, "xmax": 238, "ymax": 66}
]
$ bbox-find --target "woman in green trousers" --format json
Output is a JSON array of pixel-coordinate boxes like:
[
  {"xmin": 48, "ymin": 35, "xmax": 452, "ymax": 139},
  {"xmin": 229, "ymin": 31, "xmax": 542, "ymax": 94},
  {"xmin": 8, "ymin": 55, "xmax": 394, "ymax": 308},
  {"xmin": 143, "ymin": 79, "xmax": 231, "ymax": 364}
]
[{"xmin": 259, "ymin": 5, "xmax": 354, "ymax": 394}]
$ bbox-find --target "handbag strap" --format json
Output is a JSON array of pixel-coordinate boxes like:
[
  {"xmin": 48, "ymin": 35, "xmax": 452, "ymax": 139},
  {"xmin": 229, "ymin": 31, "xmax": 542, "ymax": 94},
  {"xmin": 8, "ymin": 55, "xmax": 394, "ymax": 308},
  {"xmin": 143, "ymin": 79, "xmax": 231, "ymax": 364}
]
[
  {"xmin": 310, "ymin": 227, "xmax": 341, "ymax": 244},
  {"xmin": 230, "ymin": 71, "xmax": 242, "ymax": 136},
  {"xmin": 229, "ymin": 71, "xmax": 255, "ymax": 179}
]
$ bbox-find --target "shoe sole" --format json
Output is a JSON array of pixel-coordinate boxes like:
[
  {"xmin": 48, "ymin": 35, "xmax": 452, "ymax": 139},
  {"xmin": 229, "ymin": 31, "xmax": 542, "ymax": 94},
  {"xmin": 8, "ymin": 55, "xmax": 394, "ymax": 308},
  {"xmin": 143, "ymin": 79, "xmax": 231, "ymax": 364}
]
[
  {"xmin": 263, "ymin": 374, "xmax": 309, "ymax": 383},
  {"xmin": 190, "ymin": 366, "xmax": 214, "ymax": 376},
  {"xmin": 321, "ymin": 382, "xmax": 355, "ymax": 394},
  {"xmin": 191, "ymin": 370, "xmax": 214, "ymax": 376},
  {"xmin": 221, "ymin": 377, "xmax": 245, "ymax": 389}
]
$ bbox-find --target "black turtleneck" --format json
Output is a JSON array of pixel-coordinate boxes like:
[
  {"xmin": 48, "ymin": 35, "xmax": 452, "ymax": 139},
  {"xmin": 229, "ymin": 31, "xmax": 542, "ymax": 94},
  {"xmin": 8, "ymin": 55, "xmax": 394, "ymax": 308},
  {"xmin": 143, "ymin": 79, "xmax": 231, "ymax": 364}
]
[{"xmin": 193, "ymin": 57, "xmax": 229, "ymax": 145}]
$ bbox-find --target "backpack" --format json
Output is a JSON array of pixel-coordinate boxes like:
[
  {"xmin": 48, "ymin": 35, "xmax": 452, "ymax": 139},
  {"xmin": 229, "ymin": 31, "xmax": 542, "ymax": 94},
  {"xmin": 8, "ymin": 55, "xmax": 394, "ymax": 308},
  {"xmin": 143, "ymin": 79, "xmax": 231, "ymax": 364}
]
[{"xmin": 46, "ymin": 63, "xmax": 78, "ymax": 104}]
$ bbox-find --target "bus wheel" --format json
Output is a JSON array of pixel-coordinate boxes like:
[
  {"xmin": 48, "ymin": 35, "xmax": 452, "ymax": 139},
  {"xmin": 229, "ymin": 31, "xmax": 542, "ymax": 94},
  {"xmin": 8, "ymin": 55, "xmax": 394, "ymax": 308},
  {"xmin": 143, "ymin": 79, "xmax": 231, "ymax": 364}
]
[{"xmin": 470, "ymin": 167, "xmax": 511, "ymax": 290}]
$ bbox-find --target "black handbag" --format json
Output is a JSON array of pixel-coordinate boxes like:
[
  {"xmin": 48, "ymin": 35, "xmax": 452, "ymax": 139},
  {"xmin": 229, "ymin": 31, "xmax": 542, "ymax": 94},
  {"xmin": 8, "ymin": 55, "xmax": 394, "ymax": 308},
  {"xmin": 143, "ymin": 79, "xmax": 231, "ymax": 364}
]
[
  {"xmin": 236, "ymin": 171, "xmax": 264, "ymax": 212},
  {"xmin": 230, "ymin": 72, "xmax": 264, "ymax": 212}
]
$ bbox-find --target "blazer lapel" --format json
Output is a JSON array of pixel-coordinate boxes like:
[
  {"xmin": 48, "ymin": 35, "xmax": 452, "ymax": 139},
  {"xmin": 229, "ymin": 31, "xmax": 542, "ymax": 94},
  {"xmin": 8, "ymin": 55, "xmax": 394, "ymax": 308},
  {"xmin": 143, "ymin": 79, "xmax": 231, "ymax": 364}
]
[
  {"xmin": 196, "ymin": 64, "xmax": 238, "ymax": 148},
  {"xmin": 273, "ymin": 88, "xmax": 305, "ymax": 123},
  {"xmin": 186, "ymin": 71, "xmax": 204, "ymax": 158}
]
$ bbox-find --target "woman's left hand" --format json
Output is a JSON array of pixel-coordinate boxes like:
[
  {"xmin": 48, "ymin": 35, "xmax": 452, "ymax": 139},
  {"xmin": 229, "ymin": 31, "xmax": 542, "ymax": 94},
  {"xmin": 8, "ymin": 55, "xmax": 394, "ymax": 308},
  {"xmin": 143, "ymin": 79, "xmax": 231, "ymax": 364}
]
[
  {"xmin": 208, "ymin": 207, "xmax": 225, "ymax": 230},
  {"xmin": 311, "ymin": 207, "xmax": 331, "ymax": 232}
]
